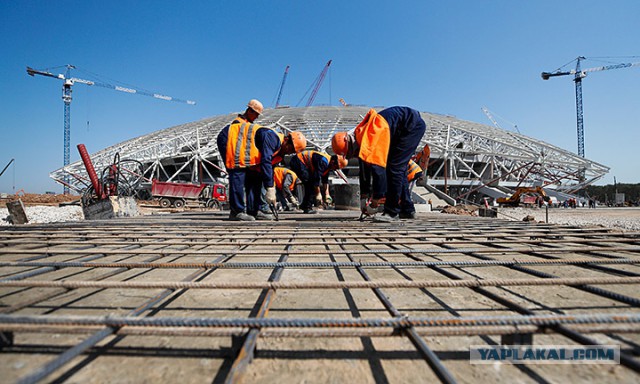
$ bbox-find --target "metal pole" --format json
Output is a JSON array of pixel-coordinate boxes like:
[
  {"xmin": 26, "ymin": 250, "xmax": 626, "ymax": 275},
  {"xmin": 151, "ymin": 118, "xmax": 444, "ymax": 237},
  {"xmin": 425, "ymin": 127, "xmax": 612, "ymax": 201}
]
[{"xmin": 546, "ymin": 203, "xmax": 549, "ymax": 223}]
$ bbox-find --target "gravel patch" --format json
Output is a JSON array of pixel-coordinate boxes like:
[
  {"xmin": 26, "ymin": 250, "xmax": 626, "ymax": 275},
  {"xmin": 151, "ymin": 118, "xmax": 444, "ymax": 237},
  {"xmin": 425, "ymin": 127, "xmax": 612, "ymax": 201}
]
[
  {"xmin": 0, "ymin": 205, "xmax": 84, "ymax": 226},
  {"xmin": 497, "ymin": 206, "xmax": 640, "ymax": 231}
]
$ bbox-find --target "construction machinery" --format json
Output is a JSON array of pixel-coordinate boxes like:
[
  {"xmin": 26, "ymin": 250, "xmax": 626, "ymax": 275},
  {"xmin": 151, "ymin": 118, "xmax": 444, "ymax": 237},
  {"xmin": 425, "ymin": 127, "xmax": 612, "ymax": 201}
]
[
  {"xmin": 274, "ymin": 65, "xmax": 290, "ymax": 108},
  {"xmin": 297, "ymin": 60, "xmax": 332, "ymax": 107},
  {"xmin": 77, "ymin": 144, "xmax": 144, "ymax": 205},
  {"xmin": 151, "ymin": 179, "xmax": 227, "ymax": 209},
  {"xmin": 541, "ymin": 57, "xmax": 640, "ymax": 157},
  {"xmin": 0, "ymin": 159, "xmax": 14, "ymax": 178},
  {"xmin": 481, "ymin": 106, "xmax": 521, "ymax": 134},
  {"xmin": 497, "ymin": 186, "xmax": 550, "ymax": 207},
  {"xmin": 76, "ymin": 144, "xmax": 145, "ymax": 219},
  {"xmin": 26, "ymin": 64, "xmax": 196, "ymax": 194}
]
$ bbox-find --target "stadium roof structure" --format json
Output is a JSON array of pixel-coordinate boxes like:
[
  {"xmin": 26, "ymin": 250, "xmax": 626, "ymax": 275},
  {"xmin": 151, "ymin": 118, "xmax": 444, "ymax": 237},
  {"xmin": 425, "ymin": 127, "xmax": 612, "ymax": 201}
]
[{"xmin": 50, "ymin": 106, "xmax": 609, "ymax": 200}]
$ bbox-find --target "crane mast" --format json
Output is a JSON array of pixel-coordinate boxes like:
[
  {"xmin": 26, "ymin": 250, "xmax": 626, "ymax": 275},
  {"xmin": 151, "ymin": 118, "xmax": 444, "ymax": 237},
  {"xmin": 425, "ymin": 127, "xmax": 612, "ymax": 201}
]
[
  {"xmin": 542, "ymin": 57, "xmax": 640, "ymax": 158},
  {"xmin": 27, "ymin": 65, "xmax": 196, "ymax": 193},
  {"xmin": 274, "ymin": 65, "xmax": 290, "ymax": 108}
]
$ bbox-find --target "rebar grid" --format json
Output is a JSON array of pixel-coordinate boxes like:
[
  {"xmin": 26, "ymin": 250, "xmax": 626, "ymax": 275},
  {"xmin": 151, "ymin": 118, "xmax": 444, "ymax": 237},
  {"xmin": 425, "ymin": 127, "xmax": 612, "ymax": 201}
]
[{"xmin": 0, "ymin": 211, "xmax": 639, "ymax": 384}]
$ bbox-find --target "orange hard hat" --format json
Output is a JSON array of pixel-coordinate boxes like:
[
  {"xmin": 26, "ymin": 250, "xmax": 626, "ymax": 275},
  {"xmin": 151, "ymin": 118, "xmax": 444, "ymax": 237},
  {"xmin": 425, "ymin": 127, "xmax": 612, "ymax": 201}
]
[
  {"xmin": 289, "ymin": 131, "xmax": 307, "ymax": 153},
  {"xmin": 333, "ymin": 154, "xmax": 348, "ymax": 169},
  {"xmin": 247, "ymin": 99, "xmax": 264, "ymax": 114},
  {"xmin": 331, "ymin": 132, "xmax": 349, "ymax": 156}
]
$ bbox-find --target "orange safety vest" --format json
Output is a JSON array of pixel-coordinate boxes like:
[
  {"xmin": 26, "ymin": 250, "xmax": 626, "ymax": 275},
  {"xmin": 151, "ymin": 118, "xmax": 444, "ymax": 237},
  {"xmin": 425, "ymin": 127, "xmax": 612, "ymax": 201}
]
[
  {"xmin": 354, "ymin": 108, "xmax": 391, "ymax": 168},
  {"xmin": 414, "ymin": 143, "xmax": 430, "ymax": 171},
  {"xmin": 296, "ymin": 150, "xmax": 331, "ymax": 175},
  {"xmin": 273, "ymin": 167, "xmax": 298, "ymax": 191},
  {"xmin": 225, "ymin": 121, "xmax": 279, "ymax": 169},
  {"xmin": 407, "ymin": 159, "xmax": 423, "ymax": 182}
]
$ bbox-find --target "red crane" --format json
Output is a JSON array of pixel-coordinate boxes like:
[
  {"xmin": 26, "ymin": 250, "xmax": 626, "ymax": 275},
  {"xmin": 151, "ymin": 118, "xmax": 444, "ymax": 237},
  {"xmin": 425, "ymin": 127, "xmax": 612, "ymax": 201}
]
[
  {"xmin": 307, "ymin": 60, "xmax": 332, "ymax": 106},
  {"xmin": 297, "ymin": 60, "xmax": 332, "ymax": 107}
]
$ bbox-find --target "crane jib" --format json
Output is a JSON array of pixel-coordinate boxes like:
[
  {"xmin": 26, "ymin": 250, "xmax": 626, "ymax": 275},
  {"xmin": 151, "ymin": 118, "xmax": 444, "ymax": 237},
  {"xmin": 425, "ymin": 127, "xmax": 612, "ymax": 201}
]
[{"xmin": 115, "ymin": 86, "xmax": 137, "ymax": 94}]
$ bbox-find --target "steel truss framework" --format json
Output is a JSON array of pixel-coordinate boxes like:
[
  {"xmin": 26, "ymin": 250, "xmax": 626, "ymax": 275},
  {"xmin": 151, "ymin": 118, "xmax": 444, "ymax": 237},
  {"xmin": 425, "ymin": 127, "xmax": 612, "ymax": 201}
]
[
  {"xmin": 50, "ymin": 106, "xmax": 609, "ymax": 196},
  {"xmin": 0, "ymin": 212, "xmax": 639, "ymax": 382}
]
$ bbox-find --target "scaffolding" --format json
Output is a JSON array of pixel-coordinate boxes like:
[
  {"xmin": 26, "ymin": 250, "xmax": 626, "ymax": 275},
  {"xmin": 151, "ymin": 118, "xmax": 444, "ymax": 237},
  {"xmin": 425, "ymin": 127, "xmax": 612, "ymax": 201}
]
[{"xmin": 49, "ymin": 106, "xmax": 609, "ymax": 199}]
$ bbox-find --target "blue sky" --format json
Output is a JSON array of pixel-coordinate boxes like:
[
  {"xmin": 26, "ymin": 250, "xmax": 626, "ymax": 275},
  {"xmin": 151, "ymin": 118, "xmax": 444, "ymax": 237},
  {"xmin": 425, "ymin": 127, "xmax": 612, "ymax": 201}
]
[{"xmin": 1, "ymin": 1, "xmax": 639, "ymax": 193}]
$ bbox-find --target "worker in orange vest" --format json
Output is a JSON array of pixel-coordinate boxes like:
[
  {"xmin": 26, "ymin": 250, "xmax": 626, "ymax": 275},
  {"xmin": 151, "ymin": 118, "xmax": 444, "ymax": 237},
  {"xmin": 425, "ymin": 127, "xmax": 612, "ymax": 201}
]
[
  {"xmin": 273, "ymin": 166, "xmax": 301, "ymax": 210},
  {"xmin": 289, "ymin": 150, "xmax": 348, "ymax": 214},
  {"xmin": 216, "ymin": 99, "xmax": 307, "ymax": 221},
  {"xmin": 332, "ymin": 106, "xmax": 426, "ymax": 222}
]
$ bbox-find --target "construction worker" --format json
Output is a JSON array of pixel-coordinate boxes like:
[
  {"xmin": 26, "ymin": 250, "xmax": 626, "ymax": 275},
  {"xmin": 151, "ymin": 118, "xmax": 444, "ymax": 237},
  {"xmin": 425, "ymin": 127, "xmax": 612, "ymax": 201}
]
[
  {"xmin": 289, "ymin": 150, "xmax": 348, "ymax": 214},
  {"xmin": 216, "ymin": 99, "xmax": 307, "ymax": 221},
  {"xmin": 331, "ymin": 106, "xmax": 426, "ymax": 222},
  {"xmin": 273, "ymin": 166, "xmax": 301, "ymax": 210}
]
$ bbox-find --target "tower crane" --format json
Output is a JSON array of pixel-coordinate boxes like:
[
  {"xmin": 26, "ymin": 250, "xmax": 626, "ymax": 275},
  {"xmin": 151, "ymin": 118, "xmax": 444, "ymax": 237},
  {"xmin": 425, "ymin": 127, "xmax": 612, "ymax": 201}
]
[
  {"xmin": 297, "ymin": 60, "xmax": 332, "ymax": 107},
  {"xmin": 26, "ymin": 64, "xmax": 196, "ymax": 194},
  {"xmin": 541, "ymin": 57, "xmax": 640, "ymax": 158},
  {"xmin": 274, "ymin": 65, "xmax": 290, "ymax": 108}
]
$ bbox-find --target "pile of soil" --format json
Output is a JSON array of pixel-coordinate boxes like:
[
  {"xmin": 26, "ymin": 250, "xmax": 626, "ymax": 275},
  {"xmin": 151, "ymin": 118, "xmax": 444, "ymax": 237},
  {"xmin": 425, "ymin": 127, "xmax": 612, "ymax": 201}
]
[
  {"xmin": 440, "ymin": 204, "xmax": 478, "ymax": 216},
  {"xmin": 1, "ymin": 193, "xmax": 80, "ymax": 206}
]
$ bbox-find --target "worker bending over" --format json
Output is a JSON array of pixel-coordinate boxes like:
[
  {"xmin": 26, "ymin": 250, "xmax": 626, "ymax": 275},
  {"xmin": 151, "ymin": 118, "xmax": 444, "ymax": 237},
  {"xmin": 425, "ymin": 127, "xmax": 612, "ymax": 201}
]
[
  {"xmin": 289, "ymin": 150, "xmax": 348, "ymax": 214},
  {"xmin": 273, "ymin": 166, "xmax": 301, "ymax": 210},
  {"xmin": 216, "ymin": 99, "xmax": 307, "ymax": 221},
  {"xmin": 332, "ymin": 106, "xmax": 426, "ymax": 222}
]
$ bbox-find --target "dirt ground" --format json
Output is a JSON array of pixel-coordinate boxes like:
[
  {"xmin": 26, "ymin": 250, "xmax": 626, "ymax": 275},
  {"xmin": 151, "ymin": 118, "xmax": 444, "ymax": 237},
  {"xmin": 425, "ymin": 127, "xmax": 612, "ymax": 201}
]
[{"xmin": 0, "ymin": 193, "xmax": 80, "ymax": 206}]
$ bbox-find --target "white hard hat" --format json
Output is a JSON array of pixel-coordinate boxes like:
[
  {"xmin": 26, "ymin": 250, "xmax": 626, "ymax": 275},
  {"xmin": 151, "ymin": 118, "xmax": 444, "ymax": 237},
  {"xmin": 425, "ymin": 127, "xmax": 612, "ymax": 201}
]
[{"xmin": 247, "ymin": 99, "xmax": 264, "ymax": 114}]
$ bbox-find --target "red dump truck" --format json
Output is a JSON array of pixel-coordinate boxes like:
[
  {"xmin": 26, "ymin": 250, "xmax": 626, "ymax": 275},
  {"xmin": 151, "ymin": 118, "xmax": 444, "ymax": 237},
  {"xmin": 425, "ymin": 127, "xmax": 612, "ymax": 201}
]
[{"xmin": 151, "ymin": 180, "xmax": 227, "ymax": 209}]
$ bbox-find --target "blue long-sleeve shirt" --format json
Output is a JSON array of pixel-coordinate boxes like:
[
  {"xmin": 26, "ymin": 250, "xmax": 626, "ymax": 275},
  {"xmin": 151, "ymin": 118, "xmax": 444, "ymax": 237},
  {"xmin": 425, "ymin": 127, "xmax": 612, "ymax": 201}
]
[
  {"xmin": 291, "ymin": 152, "xmax": 330, "ymax": 187},
  {"xmin": 254, "ymin": 128, "xmax": 282, "ymax": 188}
]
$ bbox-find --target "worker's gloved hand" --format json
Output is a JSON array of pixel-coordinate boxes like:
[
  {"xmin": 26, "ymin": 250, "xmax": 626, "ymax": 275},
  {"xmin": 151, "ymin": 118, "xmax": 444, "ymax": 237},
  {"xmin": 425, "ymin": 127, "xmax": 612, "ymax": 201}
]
[
  {"xmin": 315, "ymin": 193, "xmax": 323, "ymax": 206},
  {"xmin": 324, "ymin": 195, "xmax": 333, "ymax": 205},
  {"xmin": 265, "ymin": 187, "xmax": 277, "ymax": 205},
  {"xmin": 289, "ymin": 195, "xmax": 299, "ymax": 206}
]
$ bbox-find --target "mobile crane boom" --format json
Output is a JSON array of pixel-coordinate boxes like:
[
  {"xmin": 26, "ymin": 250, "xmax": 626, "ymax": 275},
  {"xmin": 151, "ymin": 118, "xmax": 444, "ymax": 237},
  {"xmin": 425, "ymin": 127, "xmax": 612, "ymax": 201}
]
[
  {"xmin": 274, "ymin": 65, "xmax": 290, "ymax": 108},
  {"xmin": 0, "ymin": 159, "xmax": 14, "ymax": 178}
]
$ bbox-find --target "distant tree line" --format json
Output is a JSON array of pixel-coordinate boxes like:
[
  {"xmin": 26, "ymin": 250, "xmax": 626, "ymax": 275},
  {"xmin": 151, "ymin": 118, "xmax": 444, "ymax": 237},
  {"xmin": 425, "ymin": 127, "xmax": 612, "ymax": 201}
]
[{"xmin": 584, "ymin": 183, "xmax": 640, "ymax": 205}]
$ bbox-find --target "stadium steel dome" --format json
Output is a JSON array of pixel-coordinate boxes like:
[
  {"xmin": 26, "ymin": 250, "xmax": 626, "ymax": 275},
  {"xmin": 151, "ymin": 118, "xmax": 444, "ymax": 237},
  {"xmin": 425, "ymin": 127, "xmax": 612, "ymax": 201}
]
[{"xmin": 50, "ymin": 106, "xmax": 609, "ymax": 203}]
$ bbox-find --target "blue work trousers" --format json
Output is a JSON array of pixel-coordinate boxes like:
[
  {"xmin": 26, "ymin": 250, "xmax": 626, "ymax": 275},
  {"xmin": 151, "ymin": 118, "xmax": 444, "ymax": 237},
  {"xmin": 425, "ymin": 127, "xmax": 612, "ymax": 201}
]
[
  {"xmin": 228, "ymin": 168, "xmax": 263, "ymax": 215},
  {"xmin": 384, "ymin": 122, "xmax": 427, "ymax": 216}
]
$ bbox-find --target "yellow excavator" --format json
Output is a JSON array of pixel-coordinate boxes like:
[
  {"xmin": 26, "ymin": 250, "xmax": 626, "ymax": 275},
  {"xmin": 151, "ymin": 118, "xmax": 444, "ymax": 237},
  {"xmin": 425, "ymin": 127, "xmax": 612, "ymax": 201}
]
[{"xmin": 497, "ymin": 186, "xmax": 550, "ymax": 207}]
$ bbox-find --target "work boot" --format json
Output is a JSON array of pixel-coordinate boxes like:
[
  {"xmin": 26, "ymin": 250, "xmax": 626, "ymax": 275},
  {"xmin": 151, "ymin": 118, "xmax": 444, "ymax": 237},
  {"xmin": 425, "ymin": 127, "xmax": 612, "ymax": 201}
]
[
  {"xmin": 303, "ymin": 208, "xmax": 318, "ymax": 214},
  {"xmin": 399, "ymin": 211, "xmax": 416, "ymax": 219},
  {"xmin": 229, "ymin": 212, "xmax": 255, "ymax": 221},
  {"xmin": 373, "ymin": 212, "xmax": 399, "ymax": 223},
  {"xmin": 255, "ymin": 211, "xmax": 275, "ymax": 221}
]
